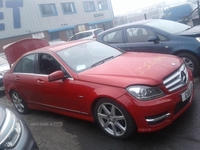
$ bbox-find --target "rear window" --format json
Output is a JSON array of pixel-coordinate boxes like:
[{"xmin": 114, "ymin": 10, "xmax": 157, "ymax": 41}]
[
  {"xmin": 83, "ymin": 32, "xmax": 93, "ymax": 38},
  {"xmin": 94, "ymin": 29, "xmax": 103, "ymax": 36}
]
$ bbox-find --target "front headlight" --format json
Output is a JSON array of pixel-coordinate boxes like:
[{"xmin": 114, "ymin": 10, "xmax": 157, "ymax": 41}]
[
  {"xmin": 196, "ymin": 37, "xmax": 200, "ymax": 42},
  {"xmin": 0, "ymin": 109, "xmax": 22, "ymax": 148},
  {"xmin": 126, "ymin": 86, "xmax": 165, "ymax": 100}
]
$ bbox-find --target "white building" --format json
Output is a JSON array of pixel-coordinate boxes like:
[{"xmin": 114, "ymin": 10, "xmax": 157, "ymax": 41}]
[{"xmin": 0, "ymin": 0, "xmax": 114, "ymax": 51}]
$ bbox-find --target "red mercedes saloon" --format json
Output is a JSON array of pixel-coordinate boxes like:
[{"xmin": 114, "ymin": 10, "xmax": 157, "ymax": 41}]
[{"xmin": 3, "ymin": 38, "xmax": 194, "ymax": 139}]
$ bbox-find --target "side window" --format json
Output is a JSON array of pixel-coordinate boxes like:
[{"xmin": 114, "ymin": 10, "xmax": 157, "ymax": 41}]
[
  {"xmin": 83, "ymin": 1, "xmax": 96, "ymax": 12},
  {"xmin": 102, "ymin": 30, "xmax": 123, "ymax": 43},
  {"xmin": 75, "ymin": 33, "xmax": 84, "ymax": 40},
  {"xmin": 61, "ymin": 2, "xmax": 76, "ymax": 14},
  {"xmin": 157, "ymin": 33, "xmax": 168, "ymax": 41},
  {"xmin": 98, "ymin": 0, "xmax": 108, "ymax": 10},
  {"xmin": 39, "ymin": 54, "xmax": 61, "ymax": 75},
  {"xmin": 14, "ymin": 54, "xmax": 35, "ymax": 73},
  {"xmin": 83, "ymin": 32, "xmax": 92, "ymax": 38},
  {"xmin": 126, "ymin": 27, "xmax": 154, "ymax": 42},
  {"xmin": 39, "ymin": 4, "xmax": 58, "ymax": 17}
]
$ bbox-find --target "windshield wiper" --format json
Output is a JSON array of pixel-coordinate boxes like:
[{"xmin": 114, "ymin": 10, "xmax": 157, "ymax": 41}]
[
  {"xmin": 91, "ymin": 56, "xmax": 114, "ymax": 68},
  {"xmin": 185, "ymin": 27, "xmax": 192, "ymax": 31}
]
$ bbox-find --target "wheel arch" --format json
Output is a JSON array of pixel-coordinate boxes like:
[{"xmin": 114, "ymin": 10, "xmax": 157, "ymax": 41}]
[
  {"xmin": 173, "ymin": 49, "xmax": 200, "ymax": 76},
  {"xmin": 91, "ymin": 95, "xmax": 136, "ymax": 124},
  {"xmin": 173, "ymin": 49, "xmax": 200, "ymax": 61}
]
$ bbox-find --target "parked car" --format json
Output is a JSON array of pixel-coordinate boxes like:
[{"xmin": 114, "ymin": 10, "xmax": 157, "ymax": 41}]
[
  {"xmin": 97, "ymin": 19, "xmax": 200, "ymax": 76},
  {"xmin": 67, "ymin": 28, "xmax": 103, "ymax": 41},
  {"xmin": 0, "ymin": 104, "xmax": 39, "ymax": 150},
  {"xmin": 3, "ymin": 38, "xmax": 194, "ymax": 139},
  {"xmin": 0, "ymin": 53, "xmax": 10, "ymax": 91},
  {"xmin": 48, "ymin": 40, "xmax": 66, "ymax": 45}
]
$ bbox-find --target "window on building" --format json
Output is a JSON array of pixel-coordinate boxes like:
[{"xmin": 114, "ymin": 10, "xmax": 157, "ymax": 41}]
[
  {"xmin": 66, "ymin": 29, "xmax": 74, "ymax": 38},
  {"xmin": 40, "ymin": 4, "xmax": 57, "ymax": 16},
  {"xmin": 98, "ymin": 0, "xmax": 108, "ymax": 10},
  {"xmin": 61, "ymin": 2, "xmax": 76, "ymax": 14},
  {"xmin": 50, "ymin": 32, "xmax": 60, "ymax": 40},
  {"xmin": 83, "ymin": 1, "xmax": 95, "ymax": 12},
  {"xmin": 89, "ymin": 24, "xmax": 98, "ymax": 29}
]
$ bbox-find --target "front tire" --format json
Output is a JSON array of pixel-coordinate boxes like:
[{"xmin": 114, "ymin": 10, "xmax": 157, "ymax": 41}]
[
  {"xmin": 177, "ymin": 53, "xmax": 200, "ymax": 77},
  {"xmin": 11, "ymin": 91, "xmax": 29, "ymax": 114},
  {"xmin": 95, "ymin": 99, "xmax": 136, "ymax": 139}
]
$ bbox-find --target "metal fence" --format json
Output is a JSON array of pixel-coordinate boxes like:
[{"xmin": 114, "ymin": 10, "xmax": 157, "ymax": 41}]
[{"xmin": 113, "ymin": 1, "xmax": 200, "ymax": 27}]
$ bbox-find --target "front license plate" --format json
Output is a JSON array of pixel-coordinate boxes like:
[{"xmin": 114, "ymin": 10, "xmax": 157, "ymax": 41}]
[{"xmin": 181, "ymin": 82, "xmax": 193, "ymax": 102}]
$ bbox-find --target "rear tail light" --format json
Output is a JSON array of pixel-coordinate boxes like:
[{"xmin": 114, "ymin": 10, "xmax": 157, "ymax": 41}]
[{"xmin": 93, "ymin": 35, "xmax": 97, "ymax": 38}]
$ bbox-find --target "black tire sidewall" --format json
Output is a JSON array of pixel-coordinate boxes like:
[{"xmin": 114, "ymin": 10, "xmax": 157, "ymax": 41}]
[{"xmin": 95, "ymin": 98, "xmax": 136, "ymax": 139}]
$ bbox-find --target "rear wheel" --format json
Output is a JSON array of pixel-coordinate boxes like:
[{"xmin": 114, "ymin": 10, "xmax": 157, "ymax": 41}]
[
  {"xmin": 95, "ymin": 99, "xmax": 136, "ymax": 139},
  {"xmin": 11, "ymin": 91, "xmax": 29, "ymax": 114},
  {"xmin": 177, "ymin": 53, "xmax": 200, "ymax": 77}
]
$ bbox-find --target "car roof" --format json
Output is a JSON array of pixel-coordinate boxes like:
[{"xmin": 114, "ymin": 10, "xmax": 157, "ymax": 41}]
[{"xmin": 100, "ymin": 19, "xmax": 156, "ymax": 32}]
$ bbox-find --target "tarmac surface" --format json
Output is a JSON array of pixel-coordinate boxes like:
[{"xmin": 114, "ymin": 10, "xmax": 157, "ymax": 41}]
[{"xmin": 0, "ymin": 77, "xmax": 200, "ymax": 150}]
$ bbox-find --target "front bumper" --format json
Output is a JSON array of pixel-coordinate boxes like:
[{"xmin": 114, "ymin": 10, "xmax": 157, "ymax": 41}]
[{"xmin": 117, "ymin": 78, "xmax": 194, "ymax": 133}]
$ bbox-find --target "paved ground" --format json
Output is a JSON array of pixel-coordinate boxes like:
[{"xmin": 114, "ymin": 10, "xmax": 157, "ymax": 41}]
[{"xmin": 0, "ymin": 77, "xmax": 200, "ymax": 150}]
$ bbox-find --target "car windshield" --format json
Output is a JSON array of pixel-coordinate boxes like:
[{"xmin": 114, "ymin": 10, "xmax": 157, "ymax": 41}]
[
  {"xmin": 146, "ymin": 20, "xmax": 191, "ymax": 34},
  {"xmin": 57, "ymin": 41, "xmax": 123, "ymax": 72}
]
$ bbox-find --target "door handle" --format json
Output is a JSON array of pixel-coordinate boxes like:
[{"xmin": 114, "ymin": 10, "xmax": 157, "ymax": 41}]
[
  {"xmin": 15, "ymin": 76, "xmax": 20, "ymax": 81},
  {"xmin": 37, "ymin": 79, "xmax": 44, "ymax": 84}
]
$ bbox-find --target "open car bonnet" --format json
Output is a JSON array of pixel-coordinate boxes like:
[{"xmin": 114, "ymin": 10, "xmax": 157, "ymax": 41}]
[
  {"xmin": 177, "ymin": 25, "xmax": 200, "ymax": 36},
  {"xmin": 3, "ymin": 38, "xmax": 49, "ymax": 66}
]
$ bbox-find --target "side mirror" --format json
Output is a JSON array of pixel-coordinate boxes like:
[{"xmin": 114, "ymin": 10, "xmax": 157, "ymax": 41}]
[
  {"xmin": 148, "ymin": 36, "xmax": 159, "ymax": 43},
  {"xmin": 48, "ymin": 70, "xmax": 64, "ymax": 82}
]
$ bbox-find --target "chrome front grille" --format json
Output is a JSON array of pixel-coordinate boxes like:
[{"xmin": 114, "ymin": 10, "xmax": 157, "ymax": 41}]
[{"xmin": 163, "ymin": 64, "xmax": 188, "ymax": 92}]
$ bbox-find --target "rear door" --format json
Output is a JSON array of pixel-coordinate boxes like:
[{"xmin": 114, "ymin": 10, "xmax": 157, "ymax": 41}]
[
  {"xmin": 100, "ymin": 29, "xmax": 126, "ymax": 50},
  {"xmin": 12, "ymin": 54, "xmax": 40, "ymax": 106}
]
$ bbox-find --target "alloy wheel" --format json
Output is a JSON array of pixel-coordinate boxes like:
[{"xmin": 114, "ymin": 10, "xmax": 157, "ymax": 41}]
[
  {"xmin": 97, "ymin": 102, "xmax": 127, "ymax": 137},
  {"xmin": 182, "ymin": 57, "xmax": 194, "ymax": 72},
  {"xmin": 12, "ymin": 92, "xmax": 25, "ymax": 113}
]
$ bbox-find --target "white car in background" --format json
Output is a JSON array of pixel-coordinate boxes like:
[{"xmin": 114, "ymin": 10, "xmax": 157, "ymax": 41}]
[
  {"xmin": 67, "ymin": 28, "xmax": 103, "ymax": 41},
  {"xmin": 48, "ymin": 40, "xmax": 66, "ymax": 45},
  {"xmin": 0, "ymin": 53, "xmax": 10, "ymax": 91}
]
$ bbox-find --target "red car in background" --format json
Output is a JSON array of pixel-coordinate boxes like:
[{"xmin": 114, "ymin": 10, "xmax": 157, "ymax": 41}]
[{"xmin": 3, "ymin": 38, "xmax": 194, "ymax": 139}]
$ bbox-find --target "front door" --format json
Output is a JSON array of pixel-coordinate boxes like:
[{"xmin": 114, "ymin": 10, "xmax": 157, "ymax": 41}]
[
  {"xmin": 36, "ymin": 53, "xmax": 79, "ymax": 112},
  {"xmin": 125, "ymin": 26, "xmax": 164, "ymax": 53}
]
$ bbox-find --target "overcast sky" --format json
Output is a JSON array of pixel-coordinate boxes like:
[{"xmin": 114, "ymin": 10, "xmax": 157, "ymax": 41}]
[{"xmin": 111, "ymin": 0, "xmax": 188, "ymax": 16}]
